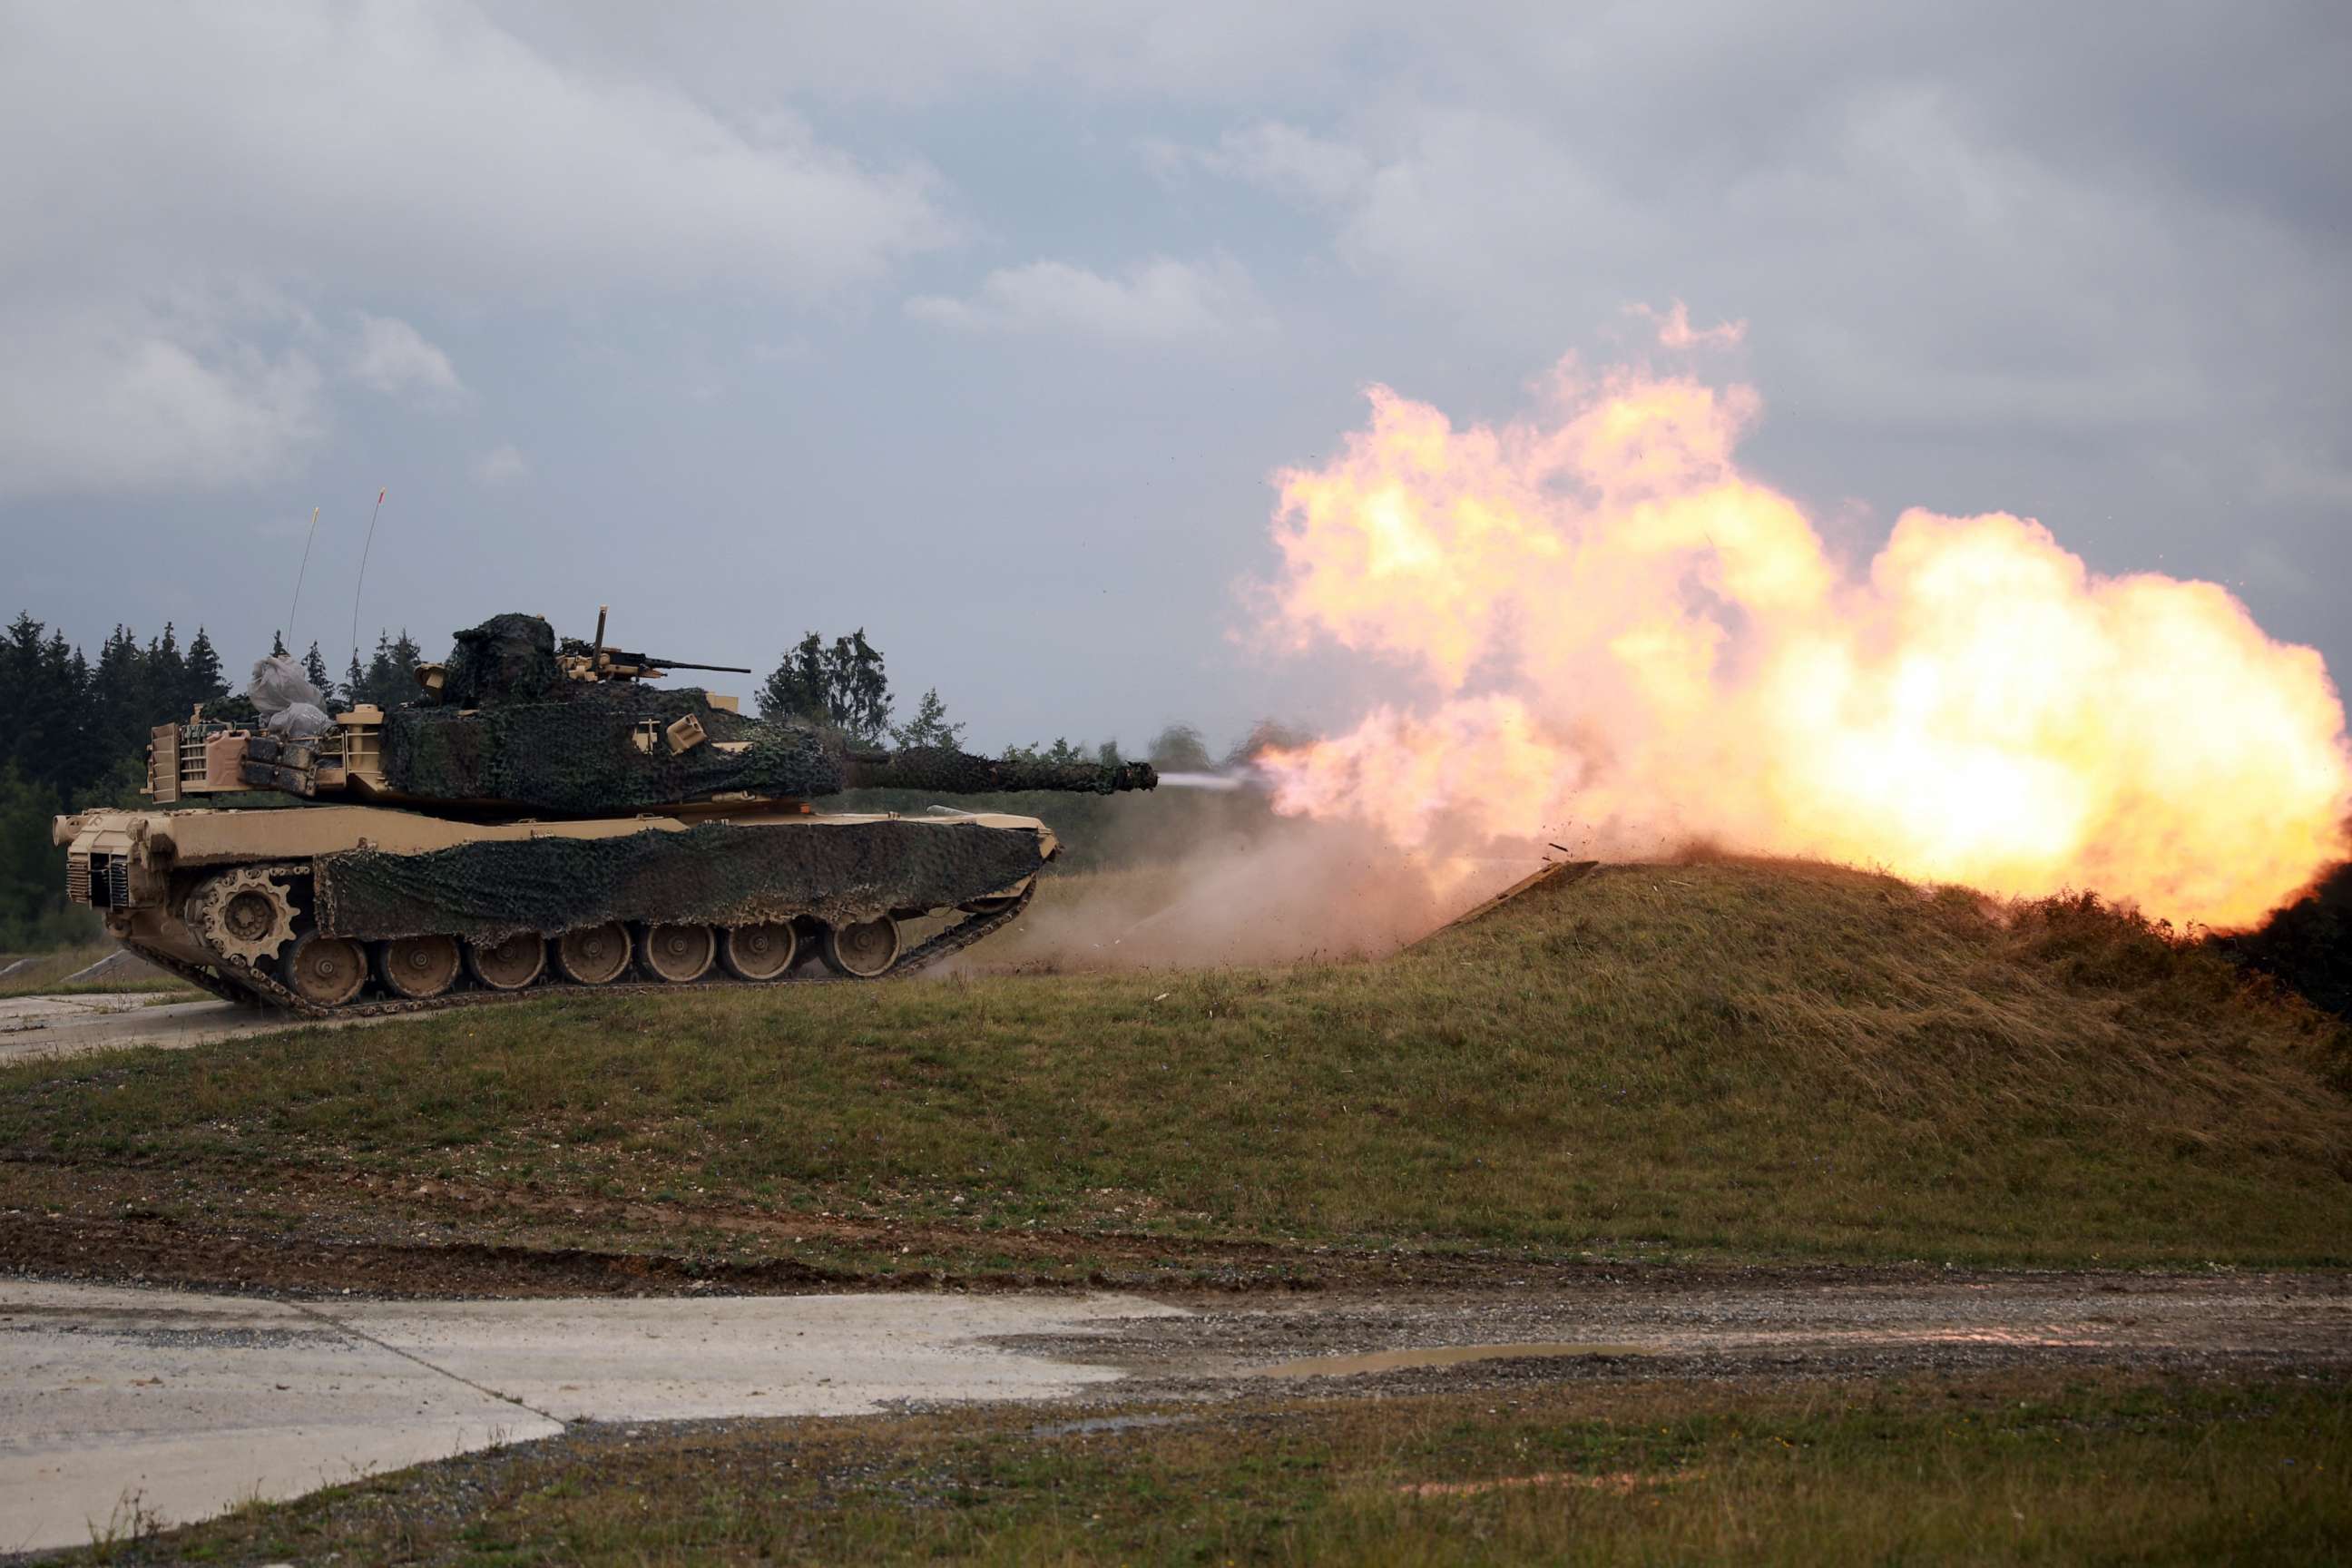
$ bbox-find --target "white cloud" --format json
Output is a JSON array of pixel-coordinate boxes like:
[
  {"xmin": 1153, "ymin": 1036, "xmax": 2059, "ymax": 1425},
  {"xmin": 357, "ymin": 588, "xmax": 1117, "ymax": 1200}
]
[
  {"xmin": 349, "ymin": 316, "xmax": 465, "ymax": 403},
  {"xmin": 906, "ymin": 255, "xmax": 1259, "ymax": 341},
  {"xmin": 0, "ymin": 3, "xmax": 951, "ymax": 497},
  {"xmin": 0, "ymin": 296, "xmax": 325, "ymax": 500},
  {"xmin": 472, "ymin": 443, "xmax": 532, "ymax": 485},
  {"xmin": 0, "ymin": 6, "xmax": 949, "ymax": 299}
]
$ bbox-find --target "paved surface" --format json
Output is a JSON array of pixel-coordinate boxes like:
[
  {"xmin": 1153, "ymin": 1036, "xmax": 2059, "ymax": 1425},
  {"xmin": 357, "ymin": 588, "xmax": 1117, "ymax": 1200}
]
[
  {"xmin": 0, "ymin": 995, "xmax": 354, "ymax": 1064},
  {"xmin": 0, "ymin": 1281, "xmax": 1183, "ymax": 1553}
]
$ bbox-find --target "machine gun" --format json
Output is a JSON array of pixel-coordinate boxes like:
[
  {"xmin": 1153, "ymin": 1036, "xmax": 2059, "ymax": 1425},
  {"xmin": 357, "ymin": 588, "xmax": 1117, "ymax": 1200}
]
[{"xmin": 557, "ymin": 605, "xmax": 751, "ymax": 684}]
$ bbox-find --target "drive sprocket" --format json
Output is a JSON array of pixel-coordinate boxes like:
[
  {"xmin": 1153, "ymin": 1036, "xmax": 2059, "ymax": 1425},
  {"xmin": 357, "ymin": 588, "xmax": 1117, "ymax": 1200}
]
[{"xmin": 190, "ymin": 866, "xmax": 301, "ymax": 965}]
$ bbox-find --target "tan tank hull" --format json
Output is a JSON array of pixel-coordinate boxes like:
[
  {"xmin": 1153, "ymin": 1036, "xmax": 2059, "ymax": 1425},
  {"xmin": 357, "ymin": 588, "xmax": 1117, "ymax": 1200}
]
[{"xmin": 54, "ymin": 804, "xmax": 1054, "ymax": 1014}]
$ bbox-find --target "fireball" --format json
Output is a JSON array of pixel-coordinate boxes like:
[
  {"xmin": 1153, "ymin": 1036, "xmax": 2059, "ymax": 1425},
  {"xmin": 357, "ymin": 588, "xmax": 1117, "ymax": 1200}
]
[{"xmin": 1256, "ymin": 335, "xmax": 2351, "ymax": 929}]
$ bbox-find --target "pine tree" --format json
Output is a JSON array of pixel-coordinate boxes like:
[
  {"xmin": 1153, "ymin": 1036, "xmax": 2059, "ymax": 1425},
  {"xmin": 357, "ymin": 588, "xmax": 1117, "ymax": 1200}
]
[
  {"xmin": 54, "ymin": 645, "xmax": 108, "ymax": 794},
  {"xmin": 824, "ymin": 629, "xmax": 892, "ymax": 745},
  {"xmin": 360, "ymin": 631, "xmax": 396, "ymax": 707},
  {"xmin": 348, "ymin": 627, "xmax": 425, "ymax": 708},
  {"xmin": 184, "ymin": 627, "xmax": 226, "ymax": 711},
  {"xmin": 387, "ymin": 629, "xmax": 422, "ymax": 699},
  {"xmin": 302, "ymin": 642, "xmax": 333, "ymax": 702},
  {"xmin": 759, "ymin": 632, "xmax": 832, "ymax": 724},
  {"xmin": 145, "ymin": 622, "xmax": 186, "ymax": 724},
  {"xmin": 343, "ymin": 652, "xmax": 366, "ymax": 710},
  {"xmin": 889, "ymin": 688, "xmax": 965, "ymax": 751},
  {"xmin": 0, "ymin": 614, "xmax": 50, "ymax": 788},
  {"xmin": 270, "ymin": 630, "xmax": 288, "ymax": 658},
  {"xmin": 92, "ymin": 626, "xmax": 146, "ymax": 767}
]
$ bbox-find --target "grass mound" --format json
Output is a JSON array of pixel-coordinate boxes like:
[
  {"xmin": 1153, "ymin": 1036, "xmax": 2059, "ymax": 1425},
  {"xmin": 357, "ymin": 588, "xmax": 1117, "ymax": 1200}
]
[{"xmin": 2, "ymin": 859, "xmax": 2346, "ymax": 1273}]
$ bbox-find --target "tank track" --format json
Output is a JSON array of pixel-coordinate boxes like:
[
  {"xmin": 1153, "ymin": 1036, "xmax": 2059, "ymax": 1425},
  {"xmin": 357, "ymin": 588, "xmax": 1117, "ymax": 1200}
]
[{"xmin": 120, "ymin": 884, "xmax": 1034, "ymax": 1023}]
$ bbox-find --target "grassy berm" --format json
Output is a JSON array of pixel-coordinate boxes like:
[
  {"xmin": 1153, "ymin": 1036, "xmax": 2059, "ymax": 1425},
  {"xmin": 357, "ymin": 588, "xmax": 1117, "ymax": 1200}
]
[{"xmin": 2, "ymin": 858, "xmax": 2346, "ymax": 1284}]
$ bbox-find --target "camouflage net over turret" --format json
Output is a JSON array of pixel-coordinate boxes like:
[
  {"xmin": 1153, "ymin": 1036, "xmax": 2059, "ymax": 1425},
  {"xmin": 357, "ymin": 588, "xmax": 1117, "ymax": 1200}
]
[
  {"xmin": 373, "ymin": 613, "xmax": 1158, "ymax": 816},
  {"xmin": 382, "ymin": 686, "xmax": 840, "ymax": 813},
  {"xmin": 436, "ymin": 612, "xmax": 569, "ymax": 709}
]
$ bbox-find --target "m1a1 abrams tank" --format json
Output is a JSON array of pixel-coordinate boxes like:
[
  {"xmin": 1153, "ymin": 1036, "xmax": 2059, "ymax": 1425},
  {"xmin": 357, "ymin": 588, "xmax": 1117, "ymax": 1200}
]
[{"xmin": 52, "ymin": 609, "xmax": 1154, "ymax": 1016}]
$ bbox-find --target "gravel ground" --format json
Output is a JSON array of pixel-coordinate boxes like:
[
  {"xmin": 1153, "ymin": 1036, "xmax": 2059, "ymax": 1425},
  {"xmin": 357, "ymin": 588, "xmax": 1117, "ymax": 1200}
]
[{"xmin": 993, "ymin": 1266, "xmax": 2352, "ymax": 1396}]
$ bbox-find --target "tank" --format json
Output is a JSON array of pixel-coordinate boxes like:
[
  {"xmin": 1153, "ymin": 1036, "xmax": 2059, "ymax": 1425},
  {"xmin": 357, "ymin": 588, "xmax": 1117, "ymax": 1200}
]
[{"xmin": 52, "ymin": 610, "xmax": 1155, "ymax": 1014}]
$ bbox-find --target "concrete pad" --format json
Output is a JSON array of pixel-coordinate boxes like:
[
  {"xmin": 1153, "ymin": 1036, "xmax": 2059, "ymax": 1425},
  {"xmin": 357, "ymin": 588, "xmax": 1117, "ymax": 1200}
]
[
  {"xmin": 0, "ymin": 1282, "xmax": 549, "ymax": 1554},
  {"xmin": 0, "ymin": 993, "xmax": 159, "ymax": 1029},
  {"xmin": 346, "ymin": 1293, "xmax": 1185, "ymax": 1423},
  {"xmin": 0, "ymin": 996, "xmax": 405, "ymax": 1065},
  {"xmin": 0, "ymin": 1279, "xmax": 1183, "ymax": 1553}
]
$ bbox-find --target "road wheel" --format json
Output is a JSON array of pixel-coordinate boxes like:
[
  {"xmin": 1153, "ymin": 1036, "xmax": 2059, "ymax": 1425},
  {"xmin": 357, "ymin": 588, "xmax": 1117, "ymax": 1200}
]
[
  {"xmin": 286, "ymin": 930, "xmax": 368, "ymax": 1008},
  {"xmin": 554, "ymin": 922, "xmax": 632, "ymax": 985},
  {"xmin": 719, "ymin": 921, "xmax": 797, "ymax": 981},
  {"xmin": 376, "ymin": 934, "xmax": 460, "ymax": 1000},
  {"xmin": 465, "ymin": 932, "xmax": 545, "ymax": 992},
  {"xmin": 637, "ymin": 923, "xmax": 716, "ymax": 984},
  {"xmin": 821, "ymin": 916, "xmax": 900, "ymax": 978}
]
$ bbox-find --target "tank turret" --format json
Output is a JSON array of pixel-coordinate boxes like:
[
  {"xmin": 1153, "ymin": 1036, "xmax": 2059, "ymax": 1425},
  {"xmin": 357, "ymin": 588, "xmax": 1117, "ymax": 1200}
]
[{"xmin": 219, "ymin": 610, "xmax": 1154, "ymax": 816}]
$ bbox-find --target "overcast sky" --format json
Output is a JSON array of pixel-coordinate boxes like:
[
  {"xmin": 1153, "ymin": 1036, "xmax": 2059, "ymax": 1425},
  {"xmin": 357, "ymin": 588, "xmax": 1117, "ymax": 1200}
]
[{"xmin": 3, "ymin": 2, "xmax": 2344, "ymax": 751}]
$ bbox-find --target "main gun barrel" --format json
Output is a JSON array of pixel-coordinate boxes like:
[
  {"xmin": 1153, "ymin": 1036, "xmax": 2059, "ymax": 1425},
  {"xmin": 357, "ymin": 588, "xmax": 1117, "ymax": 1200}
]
[{"xmin": 845, "ymin": 747, "xmax": 1158, "ymax": 797}]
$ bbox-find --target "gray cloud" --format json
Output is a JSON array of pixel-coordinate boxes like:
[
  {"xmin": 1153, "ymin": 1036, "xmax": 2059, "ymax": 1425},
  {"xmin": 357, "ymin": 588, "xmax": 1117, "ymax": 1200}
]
[
  {"xmin": 906, "ymin": 255, "xmax": 1260, "ymax": 341},
  {"xmin": 349, "ymin": 317, "xmax": 466, "ymax": 405},
  {"xmin": 471, "ymin": 444, "xmax": 532, "ymax": 486}
]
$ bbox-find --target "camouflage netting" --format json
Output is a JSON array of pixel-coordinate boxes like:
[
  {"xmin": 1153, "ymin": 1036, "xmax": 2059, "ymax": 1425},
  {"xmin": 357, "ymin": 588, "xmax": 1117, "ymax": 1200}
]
[
  {"xmin": 373, "ymin": 612, "xmax": 1156, "ymax": 816},
  {"xmin": 314, "ymin": 818, "xmax": 1051, "ymax": 942},
  {"xmin": 847, "ymin": 748, "xmax": 1158, "ymax": 796},
  {"xmin": 436, "ymin": 612, "xmax": 568, "ymax": 709},
  {"xmin": 382, "ymin": 685, "xmax": 837, "ymax": 813}
]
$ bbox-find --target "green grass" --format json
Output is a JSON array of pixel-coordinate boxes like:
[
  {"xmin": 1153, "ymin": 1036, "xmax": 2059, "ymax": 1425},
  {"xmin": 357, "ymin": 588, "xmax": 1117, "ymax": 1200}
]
[
  {"xmin": 70, "ymin": 1371, "xmax": 2352, "ymax": 1565},
  {"xmin": 3, "ymin": 859, "xmax": 2346, "ymax": 1270}
]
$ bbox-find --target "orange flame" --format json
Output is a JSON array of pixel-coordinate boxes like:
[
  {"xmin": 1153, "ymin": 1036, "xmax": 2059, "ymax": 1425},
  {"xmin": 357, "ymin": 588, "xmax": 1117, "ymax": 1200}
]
[{"xmin": 1257, "ymin": 353, "xmax": 2352, "ymax": 929}]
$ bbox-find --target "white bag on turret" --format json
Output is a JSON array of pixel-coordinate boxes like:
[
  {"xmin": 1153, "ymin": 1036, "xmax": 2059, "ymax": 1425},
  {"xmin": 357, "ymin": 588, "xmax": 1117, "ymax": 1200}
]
[
  {"xmin": 248, "ymin": 654, "xmax": 333, "ymax": 738},
  {"xmin": 267, "ymin": 701, "xmax": 333, "ymax": 740}
]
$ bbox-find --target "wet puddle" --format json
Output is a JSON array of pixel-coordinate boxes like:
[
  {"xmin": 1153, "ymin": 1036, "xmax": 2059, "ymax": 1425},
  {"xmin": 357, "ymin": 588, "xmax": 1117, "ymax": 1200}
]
[{"xmin": 1250, "ymin": 1341, "xmax": 1655, "ymax": 1378}]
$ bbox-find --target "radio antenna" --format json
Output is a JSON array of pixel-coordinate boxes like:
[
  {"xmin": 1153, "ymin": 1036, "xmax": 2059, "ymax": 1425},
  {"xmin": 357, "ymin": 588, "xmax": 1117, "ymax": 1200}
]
[
  {"xmin": 348, "ymin": 485, "xmax": 387, "ymax": 667},
  {"xmin": 284, "ymin": 504, "xmax": 320, "ymax": 652}
]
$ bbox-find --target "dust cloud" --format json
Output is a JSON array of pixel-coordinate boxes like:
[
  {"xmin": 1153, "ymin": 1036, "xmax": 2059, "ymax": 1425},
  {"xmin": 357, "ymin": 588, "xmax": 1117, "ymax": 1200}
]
[{"xmin": 949, "ymin": 813, "xmax": 1545, "ymax": 974}]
